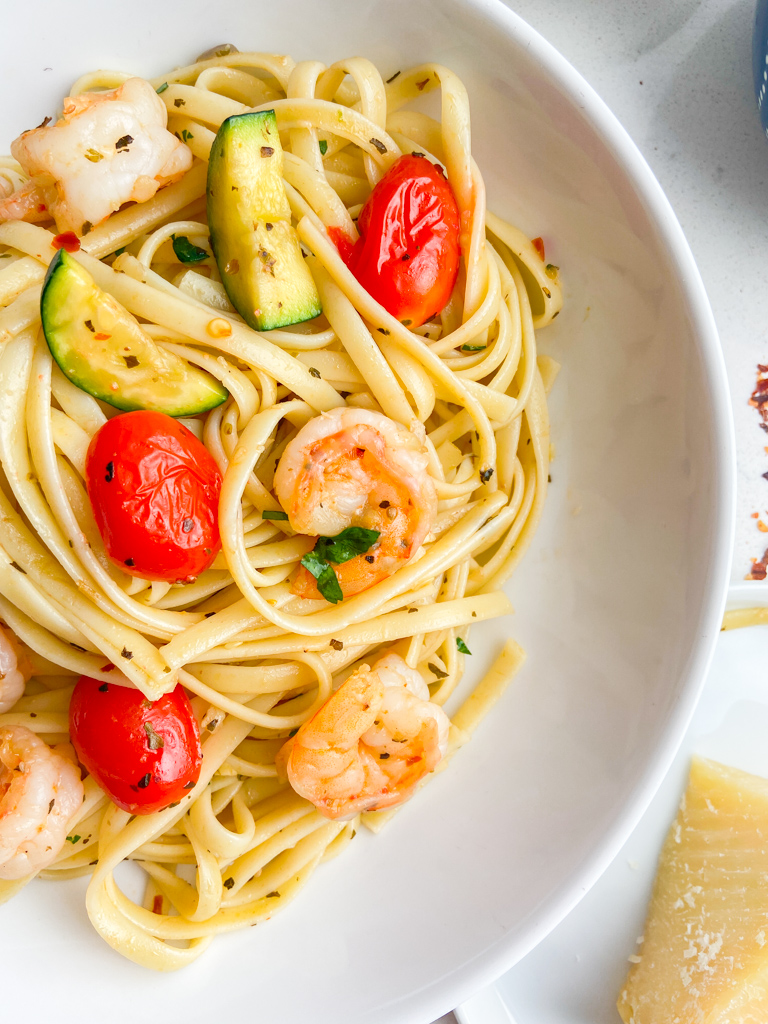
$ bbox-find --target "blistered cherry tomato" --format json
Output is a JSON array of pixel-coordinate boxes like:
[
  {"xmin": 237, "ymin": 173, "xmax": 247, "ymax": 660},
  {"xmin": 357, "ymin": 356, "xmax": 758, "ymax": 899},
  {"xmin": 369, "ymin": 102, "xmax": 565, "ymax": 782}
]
[
  {"xmin": 69, "ymin": 676, "xmax": 202, "ymax": 815},
  {"xmin": 348, "ymin": 153, "xmax": 461, "ymax": 327},
  {"xmin": 85, "ymin": 410, "xmax": 222, "ymax": 583}
]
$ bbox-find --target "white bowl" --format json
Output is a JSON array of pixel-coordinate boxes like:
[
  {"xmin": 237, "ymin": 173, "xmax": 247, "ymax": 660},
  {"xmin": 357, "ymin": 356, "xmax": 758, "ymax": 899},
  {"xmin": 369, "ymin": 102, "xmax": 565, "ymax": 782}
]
[{"xmin": 0, "ymin": 1, "xmax": 734, "ymax": 1021}]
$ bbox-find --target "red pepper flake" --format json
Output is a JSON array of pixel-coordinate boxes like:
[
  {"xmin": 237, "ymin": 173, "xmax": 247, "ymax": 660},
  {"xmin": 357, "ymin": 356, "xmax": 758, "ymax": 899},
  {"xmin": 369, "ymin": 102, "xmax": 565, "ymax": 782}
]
[
  {"xmin": 752, "ymin": 512, "xmax": 760, "ymax": 518},
  {"xmin": 415, "ymin": 77, "xmax": 430, "ymax": 91},
  {"xmin": 52, "ymin": 231, "xmax": 81, "ymax": 253},
  {"xmin": 747, "ymin": 549, "xmax": 768, "ymax": 580},
  {"xmin": 758, "ymin": 521, "xmax": 768, "ymax": 533},
  {"xmin": 38, "ymin": 204, "xmax": 48, "ymax": 213},
  {"xmin": 152, "ymin": 895, "xmax": 164, "ymax": 915},
  {"xmin": 94, "ymin": 332, "xmax": 112, "ymax": 341},
  {"xmin": 532, "ymin": 236, "xmax": 545, "ymax": 260}
]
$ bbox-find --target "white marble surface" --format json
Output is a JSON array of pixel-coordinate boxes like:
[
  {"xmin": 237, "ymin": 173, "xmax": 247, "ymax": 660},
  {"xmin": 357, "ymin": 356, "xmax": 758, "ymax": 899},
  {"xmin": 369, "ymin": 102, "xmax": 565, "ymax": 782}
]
[
  {"xmin": 500, "ymin": 0, "xmax": 768, "ymax": 581},
  {"xmin": 438, "ymin": 0, "xmax": 768, "ymax": 1020}
]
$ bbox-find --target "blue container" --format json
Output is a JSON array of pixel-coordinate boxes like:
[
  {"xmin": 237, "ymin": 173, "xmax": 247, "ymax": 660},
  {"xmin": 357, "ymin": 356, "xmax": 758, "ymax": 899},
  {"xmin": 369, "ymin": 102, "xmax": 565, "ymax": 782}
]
[{"xmin": 755, "ymin": 0, "xmax": 768, "ymax": 136}]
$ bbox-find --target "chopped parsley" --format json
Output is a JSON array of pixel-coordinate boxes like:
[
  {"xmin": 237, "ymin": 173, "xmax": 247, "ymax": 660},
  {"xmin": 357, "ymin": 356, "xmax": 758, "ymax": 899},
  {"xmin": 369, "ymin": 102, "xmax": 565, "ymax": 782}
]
[
  {"xmin": 300, "ymin": 526, "xmax": 380, "ymax": 604},
  {"xmin": 262, "ymin": 509, "xmax": 289, "ymax": 521},
  {"xmin": 456, "ymin": 638, "xmax": 472, "ymax": 655},
  {"xmin": 156, "ymin": 82, "xmax": 169, "ymax": 94},
  {"xmin": 461, "ymin": 343, "xmax": 487, "ymax": 352},
  {"xmin": 65, "ymin": 834, "xmax": 81, "ymax": 844},
  {"xmin": 171, "ymin": 234, "xmax": 209, "ymax": 263},
  {"xmin": 319, "ymin": 139, "xmax": 328, "ymax": 156},
  {"xmin": 144, "ymin": 722, "xmax": 164, "ymax": 750}
]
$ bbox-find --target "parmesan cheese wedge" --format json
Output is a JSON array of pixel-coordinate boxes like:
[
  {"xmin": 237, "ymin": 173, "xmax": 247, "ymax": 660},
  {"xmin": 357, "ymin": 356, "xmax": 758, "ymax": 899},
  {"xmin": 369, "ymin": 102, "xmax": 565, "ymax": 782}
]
[{"xmin": 619, "ymin": 757, "xmax": 768, "ymax": 1023}]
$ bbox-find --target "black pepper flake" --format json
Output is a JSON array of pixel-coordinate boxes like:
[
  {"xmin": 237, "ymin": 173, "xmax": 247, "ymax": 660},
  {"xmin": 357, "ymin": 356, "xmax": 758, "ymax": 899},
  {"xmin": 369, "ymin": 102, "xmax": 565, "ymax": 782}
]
[
  {"xmin": 183, "ymin": 780, "xmax": 195, "ymax": 789},
  {"xmin": 548, "ymin": 475, "xmax": 552, "ymax": 483},
  {"xmin": 266, "ymin": 891, "xmax": 280, "ymax": 898},
  {"xmin": 204, "ymin": 612, "xmax": 215, "ymax": 618},
  {"xmin": 407, "ymin": 607, "xmax": 418, "ymax": 613},
  {"xmin": 115, "ymin": 134, "xmax": 133, "ymax": 150},
  {"xmin": 260, "ymin": 146, "xmax": 274, "ymax": 157},
  {"xmin": 369, "ymin": 137, "xmax": 387, "ymax": 154},
  {"xmin": 428, "ymin": 663, "xmax": 449, "ymax": 679},
  {"xmin": 124, "ymin": 557, "xmax": 135, "ymax": 567},
  {"xmin": 182, "ymin": 517, "xmax": 194, "ymax": 533},
  {"xmin": 98, "ymin": 683, "xmax": 108, "ymax": 692},
  {"xmin": 401, "ymin": 319, "xmax": 412, "ymax": 327},
  {"xmin": 223, "ymin": 877, "xmax": 235, "ymax": 889},
  {"xmin": 364, "ymin": 554, "xmax": 375, "ymax": 563},
  {"xmin": 85, "ymin": 319, "xmax": 95, "ymax": 332},
  {"xmin": 330, "ymin": 639, "xmax": 343, "ymax": 651},
  {"xmin": 308, "ymin": 367, "xmax": 321, "ymax": 378},
  {"xmin": 105, "ymin": 461, "xmax": 114, "ymax": 482},
  {"xmin": 386, "ymin": 70, "xmax": 401, "ymax": 83},
  {"xmin": 9, "ymin": 561, "xmax": 26, "ymax": 574},
  {"xmin": 123, "ymin": 354, "xmax": 139, "ymax": 368},
  {"xmin": 480, "ymin": 467, "xmax": 494, "ymax": 483},
  {"xmin": 35, "ymin": 115, "xmax": 52, "ymax": 129},
  {"xmin": 137, "ymin": 773, "xmax": 151, "ymax": 789},
  {"xmin": 30, "ymin": 712, "xmax": 36, "ymax": 718},
  {"xmin": 411, "ymin": 151, "xmax": 425, "ymax": 158},
  {"xmin": 173, "ymin": 98, "xmax": 186, "ymax": 107},
  {"xmin": 81, "ymin": 220, "xmax": 92, "ymax": 235},
  {"xmin": 415, "ymin": 77, "xmax": 430, "ymax": 91},
  {"xmin": 48, "ymin": 799, "xmax": 54, "ymax": 813},
  {"xmin": 258, "ymin": 248, "xmax": 276, "ymax": 274},
  {"xmin": 379, "ymin": 752, "xmax": 390, "ymax": 759},
  {"xmin": 377, "ymin": 328, "xmax": 390, "ymax": 335},
  {"xmin": 265, "ymin": 222, "xmax": 273, "ymax": 231},
  {"xmin": 121, "ymin": 647, "xmax": 134, "ymax": 660}
]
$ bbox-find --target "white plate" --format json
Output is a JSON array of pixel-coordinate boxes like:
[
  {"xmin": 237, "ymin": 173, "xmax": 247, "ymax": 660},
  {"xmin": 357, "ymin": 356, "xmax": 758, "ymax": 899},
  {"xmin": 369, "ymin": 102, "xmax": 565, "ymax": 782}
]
[
  {"xmin": 0, "ymin": 1, "xmax": 734, "ymax": 1021},
  {"xmin": 457, "ymin": 600, "xmax": 768, "ymax": 1024}
]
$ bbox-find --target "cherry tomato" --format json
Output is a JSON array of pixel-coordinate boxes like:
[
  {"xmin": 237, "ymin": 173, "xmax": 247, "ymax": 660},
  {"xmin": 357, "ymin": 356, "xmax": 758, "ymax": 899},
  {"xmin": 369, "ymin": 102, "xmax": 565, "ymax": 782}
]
[
  {"xmin": 85, "ymin": 410, "xmax": 222, "ymax": 583},
  {"xmin": 348, "ymin": 153, "xmax": 460, "ymax": 328},
  {"xmin": 69, "ymin": 676, "xmax": 202, "ymax": 815}
]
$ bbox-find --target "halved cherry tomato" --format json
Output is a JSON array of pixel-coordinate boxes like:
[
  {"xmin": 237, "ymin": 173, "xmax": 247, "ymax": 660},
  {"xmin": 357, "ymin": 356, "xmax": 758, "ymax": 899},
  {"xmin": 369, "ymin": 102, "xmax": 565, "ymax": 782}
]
[
  {"xmin": 69, "ymin": 676, "xmax": 202, "ymax": 815},
  {"xmin": 348, "ymin": 153, "xmax": 460, "ymax": 328},
  {"xmin": 85, "ymin": 410, "xmax": 222, "ymax": 583}
]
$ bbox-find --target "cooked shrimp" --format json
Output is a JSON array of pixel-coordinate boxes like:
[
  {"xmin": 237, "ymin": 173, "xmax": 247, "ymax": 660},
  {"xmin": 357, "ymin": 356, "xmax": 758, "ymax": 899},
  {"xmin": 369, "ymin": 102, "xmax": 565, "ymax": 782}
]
[
  {"xmin": 277, "ymin": 652, "xmax": 450, "ymax": 819},
  {"xmin": 0, "ymin": 625, "xmax": 32, "ymax": 714},
  {"xmin": 274, "ymin": 408, "xmax": 438, "ymax": 599},
  {"xmin": 0, "ymin": 725, "xmax": 84, "ymax": 880},
  {"xmin": 0, "ymin": 78, "xmax": 193, "ymax": 235}
]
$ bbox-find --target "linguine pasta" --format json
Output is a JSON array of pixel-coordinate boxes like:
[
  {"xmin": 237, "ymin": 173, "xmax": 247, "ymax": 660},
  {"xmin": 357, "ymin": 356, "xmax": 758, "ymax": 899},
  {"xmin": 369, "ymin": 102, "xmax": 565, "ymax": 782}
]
[{"xmin": 0, "ymin": 48, "xmax": 560, "ymax": 969}]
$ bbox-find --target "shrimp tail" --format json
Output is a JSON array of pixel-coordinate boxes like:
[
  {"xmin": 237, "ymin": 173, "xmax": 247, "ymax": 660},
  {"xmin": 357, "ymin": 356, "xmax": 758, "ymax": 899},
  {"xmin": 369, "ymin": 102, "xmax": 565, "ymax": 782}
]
[{"xmin": 0, "ymin": 175, "xmax": 56, "ymax": 224}]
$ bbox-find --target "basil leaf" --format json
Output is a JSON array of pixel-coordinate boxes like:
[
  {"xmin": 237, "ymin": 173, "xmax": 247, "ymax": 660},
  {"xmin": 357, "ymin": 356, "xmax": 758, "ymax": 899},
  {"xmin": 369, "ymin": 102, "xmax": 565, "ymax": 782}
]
[
  {"xmin": 319, "ymin": 139, "xmax": 328, "ymax": 156},
  {"xmin": 171, "ymin": 234, "xmax": 209, "ymax": 263},
  {"xmin": 456, "ymin": 638, "xmax": 472, "ymax": 655},
  {"xmin": 301, "ymin": 549, "xmax": 344, "ymax": 604},
  {"xmin": 262, "ymin": 509, "xmax": 289, "ymax": 521},
  {"xmin": 318, "ymin": 526, "xmax": 380, "ymax": 564}
]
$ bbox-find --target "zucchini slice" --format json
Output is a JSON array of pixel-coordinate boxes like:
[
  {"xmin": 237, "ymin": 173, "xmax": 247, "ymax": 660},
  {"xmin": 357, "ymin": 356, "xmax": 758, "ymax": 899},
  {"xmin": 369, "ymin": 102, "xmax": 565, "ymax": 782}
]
[
  {"xmin": 207, "ymin": 110, "xmax": 322, "ymax": 331},
  {"xmin": 41, "ymin": 249, "xmax": 228, "ymax": 416}
]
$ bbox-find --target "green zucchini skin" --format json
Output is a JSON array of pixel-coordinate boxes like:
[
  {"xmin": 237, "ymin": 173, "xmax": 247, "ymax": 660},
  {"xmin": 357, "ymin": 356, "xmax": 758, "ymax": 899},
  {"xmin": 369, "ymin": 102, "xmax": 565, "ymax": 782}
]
[
  {"xmin": 41, "ymin": 249, "xmax": 228, "ymax": 417},
  {"xmin": 207, "ymin": 111, "xmax": 322, "ymax": 331}
]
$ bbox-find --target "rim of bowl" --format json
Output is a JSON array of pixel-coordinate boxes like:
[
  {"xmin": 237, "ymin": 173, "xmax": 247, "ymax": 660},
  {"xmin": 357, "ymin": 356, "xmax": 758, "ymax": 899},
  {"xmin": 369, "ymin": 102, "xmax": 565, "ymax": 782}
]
[{"xmin": 404, "ymin": 0, "xmax": 736, "ymax": 1020}]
